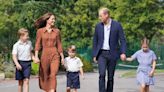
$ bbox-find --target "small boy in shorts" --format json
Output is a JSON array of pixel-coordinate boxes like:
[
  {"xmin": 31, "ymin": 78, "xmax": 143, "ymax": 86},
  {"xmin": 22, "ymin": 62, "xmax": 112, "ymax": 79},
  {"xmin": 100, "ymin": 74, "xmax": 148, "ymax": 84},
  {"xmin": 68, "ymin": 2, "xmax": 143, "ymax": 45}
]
[
  {"xmin": 64, "ymin": 45, "xmax": 84, "ymax": 92},
  {"xmin": 12, "ymin": 28, "xmax": 35, "ymax": 92}
]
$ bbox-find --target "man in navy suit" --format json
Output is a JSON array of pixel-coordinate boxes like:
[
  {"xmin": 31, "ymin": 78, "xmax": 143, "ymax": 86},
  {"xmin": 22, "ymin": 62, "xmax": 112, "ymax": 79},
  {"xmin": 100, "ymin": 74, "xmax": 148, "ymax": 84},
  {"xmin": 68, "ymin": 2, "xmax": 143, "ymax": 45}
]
[{"xmin": 92, "ymin": 7, "xmax": 127, "ymax": 92}]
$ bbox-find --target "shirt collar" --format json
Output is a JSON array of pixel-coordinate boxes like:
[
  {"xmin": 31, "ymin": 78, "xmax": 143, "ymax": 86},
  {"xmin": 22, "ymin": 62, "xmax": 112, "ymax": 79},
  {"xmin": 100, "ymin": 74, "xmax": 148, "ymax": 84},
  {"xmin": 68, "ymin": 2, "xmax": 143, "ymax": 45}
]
[
  {"xmin": 18, "ymin": 40, "xmax": 29, "ymax": 45},
  {"xmin": 43, "ymin": 27, "xmax": 55, "ymax": 33},
  {"xmin": 141, "ymin": 49, "xmax": 150, "ymax": 53},
  {"xmin": 68, "ymin": 56, "xmax": 77, "ymax": 59},
  {"xmin": 109, "ymin": 18, "xmax": 112, "ymax": 25},
  {"xmin": 104, "ymin": 18, "xmax": 112, "ymax": 26}
]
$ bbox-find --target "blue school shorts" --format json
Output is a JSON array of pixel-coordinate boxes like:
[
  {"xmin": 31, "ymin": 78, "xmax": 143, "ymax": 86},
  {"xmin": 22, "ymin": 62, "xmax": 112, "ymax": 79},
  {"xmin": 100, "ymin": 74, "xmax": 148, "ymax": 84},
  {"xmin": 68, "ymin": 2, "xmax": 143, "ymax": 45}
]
[
  {"xmin": 67, "ymin": 72, "xmax": 80, "ymax": 89},
  {"xmin": 15, "ymin": 60, "xmax": 32, "ymax": 80}
]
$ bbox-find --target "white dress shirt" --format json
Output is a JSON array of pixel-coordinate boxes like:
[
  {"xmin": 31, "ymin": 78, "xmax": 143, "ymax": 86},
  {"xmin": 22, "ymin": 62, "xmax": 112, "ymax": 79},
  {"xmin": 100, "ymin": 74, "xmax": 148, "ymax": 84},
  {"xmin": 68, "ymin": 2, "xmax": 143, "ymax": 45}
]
[
  {"xmin": 65, "ymin": 56, "xmax": 83, "ymax": 72},
  {"xmin": 102, "ymin": 19, "xmax": 112, "ymax": 50},
  {"xmin": 12, "ymin": 40, "xmax": 33, "ymax": 61}
]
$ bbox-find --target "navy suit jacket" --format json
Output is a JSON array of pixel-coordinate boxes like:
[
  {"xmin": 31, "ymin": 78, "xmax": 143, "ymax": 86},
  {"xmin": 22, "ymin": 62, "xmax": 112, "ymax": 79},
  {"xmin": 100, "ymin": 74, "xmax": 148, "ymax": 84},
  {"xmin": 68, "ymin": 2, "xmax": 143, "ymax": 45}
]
[{"xmin": 92, "ymin": 20, "xmax": 126, "ymax": 60}]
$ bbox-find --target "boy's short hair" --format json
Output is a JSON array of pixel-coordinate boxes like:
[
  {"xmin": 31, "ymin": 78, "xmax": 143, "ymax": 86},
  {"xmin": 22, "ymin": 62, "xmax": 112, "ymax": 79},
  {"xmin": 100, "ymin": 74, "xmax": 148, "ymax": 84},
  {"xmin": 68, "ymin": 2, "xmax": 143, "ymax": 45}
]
[
  {"xmin": 68, "ymin": 45, "xmax": 76, "ymax": 53},
  {"xmin": 18, "ymin": 28, "xmax": 29, "ymax": 37}
]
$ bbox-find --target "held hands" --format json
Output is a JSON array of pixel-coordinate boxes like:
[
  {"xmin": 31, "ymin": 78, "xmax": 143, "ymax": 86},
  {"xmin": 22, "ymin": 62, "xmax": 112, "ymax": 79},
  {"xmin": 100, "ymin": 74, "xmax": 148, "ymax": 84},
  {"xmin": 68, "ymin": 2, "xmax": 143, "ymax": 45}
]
[
  {"xmin": 120, "ymin": 54, "xmax": 126, "ymax": 61},
  {"xmin": 94, "ymin": 54, "xmax": 127, "ymax": 63},
  {"xmin": 33, "ymin": 56, "xmax": 65, "ymax": 65},
  {"xmin": 33, "ymin": 56, "xmax": 40, "ymax": 64}
]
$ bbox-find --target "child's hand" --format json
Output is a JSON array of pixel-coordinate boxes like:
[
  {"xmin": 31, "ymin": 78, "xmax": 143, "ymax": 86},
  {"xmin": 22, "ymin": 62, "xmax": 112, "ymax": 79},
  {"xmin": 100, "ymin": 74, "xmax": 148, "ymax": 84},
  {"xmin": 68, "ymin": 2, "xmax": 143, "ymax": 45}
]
[
  {"xmin": 81, "ymin": 75, "xmax": 85, "ymax": 80},
  {"xmin": 16, "ymin": 63, "xmax": 22, "ymax": 70},
  {"xmin": 149, "ymin": 71, "xmax": 154, "ymax": 77},
  {"xmin": 32, "ymin": 57, "xmax": 37, "ymax": 63}
]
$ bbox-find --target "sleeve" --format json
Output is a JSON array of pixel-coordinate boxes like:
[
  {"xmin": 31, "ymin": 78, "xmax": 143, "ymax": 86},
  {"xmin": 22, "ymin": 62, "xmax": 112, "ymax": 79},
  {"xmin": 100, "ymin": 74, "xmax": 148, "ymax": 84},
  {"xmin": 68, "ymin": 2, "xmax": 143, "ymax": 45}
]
[
  {"xmin": 29, "ymin": 41, "xmax": 33, "ymax": 51},
  {"xmin": 152, "ymin": 51, "xmax": 157, "ymax": 61},
  {"xmin": 12, "ymin": 44, "xmax": 18, "ymax": 55},
  {"xmin": 64, "ymin": 58, "xmax": 67, "ymax": 65},
  {"xmin": 78, "ymin": 58, "xmax": 83, "ymax": 67},
  {"xmin": 64, "ymin": 58, "xmax": 68, "ymax": 69},
  {"xmin": 131, "ymin": 51, "xmax": 138, "ymax": 60},
  {"xmin": 118, "ymin": 22, "xmax": 127, "ymax": 54},
  {"xmin": 35, "ymin": 29, "xmax": 42, "ymax": 51},
  {"xmin": 92, "ymin": 25, "xmax": 98, "ymax": 57},
  {"xmin": 56, "ymin": 30, "xmax": 63, "ymax": 53}
]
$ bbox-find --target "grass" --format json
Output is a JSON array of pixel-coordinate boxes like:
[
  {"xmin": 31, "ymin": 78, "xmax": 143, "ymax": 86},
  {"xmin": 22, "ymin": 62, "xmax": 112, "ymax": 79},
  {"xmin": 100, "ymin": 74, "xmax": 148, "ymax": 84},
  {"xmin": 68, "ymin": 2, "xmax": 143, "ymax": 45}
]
[
  {"xmin": 121, "ymin": 69, "xmax": 164, "ymax": 78},
  {"xmin": 121, "ymin": 70, "xmax": 136, "ymax": 78}
]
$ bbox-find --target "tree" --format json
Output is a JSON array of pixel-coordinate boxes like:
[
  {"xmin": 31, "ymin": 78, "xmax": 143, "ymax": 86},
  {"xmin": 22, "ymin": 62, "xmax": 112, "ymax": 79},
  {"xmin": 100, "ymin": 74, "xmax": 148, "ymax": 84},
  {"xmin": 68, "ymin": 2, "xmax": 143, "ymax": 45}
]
[
  {"xmin": 108, "ymin": 0, "xmax": 164, "ymax": 42},
  {"xmin": 0, "ymin": 0, "xmax": 163, "ymax": 59}
]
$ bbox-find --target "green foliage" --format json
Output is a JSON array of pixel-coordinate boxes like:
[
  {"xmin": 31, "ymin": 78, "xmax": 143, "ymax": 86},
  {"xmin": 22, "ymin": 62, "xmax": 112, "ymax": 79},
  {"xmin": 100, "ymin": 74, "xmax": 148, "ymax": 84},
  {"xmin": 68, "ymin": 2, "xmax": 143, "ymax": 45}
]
[
  {"xmin": 108, "ymin": 0, "xmax": 164, "ymax": 42},
  {"xmin": 77, "ymin": 55, "xmax": 94, "ymax": 72},
  {"xmin": 5, "ymin": 72, "xmax": 14, "ymax": 78},
  {"xmin": 0, "ymin": 0, "xmax": 163, "ymax": 71},
  {"xmin": 81, "ymin": 58, "xmax": 94, "ymax": 72},
  {"xmin": 31, "ymin": 62, "xmax": 39, "ymax": 75},
  {"xmin": 0, "ymin": 54, "xmax": 4, "ymax": 72}
]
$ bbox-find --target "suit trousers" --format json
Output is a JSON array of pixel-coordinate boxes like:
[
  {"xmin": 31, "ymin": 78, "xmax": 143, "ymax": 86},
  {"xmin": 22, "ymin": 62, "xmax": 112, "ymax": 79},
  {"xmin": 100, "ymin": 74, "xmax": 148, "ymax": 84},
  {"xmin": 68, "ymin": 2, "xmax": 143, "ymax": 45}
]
[{"xmin": 98, "ymin": 50, "xmax": 117, "ymax": 92}]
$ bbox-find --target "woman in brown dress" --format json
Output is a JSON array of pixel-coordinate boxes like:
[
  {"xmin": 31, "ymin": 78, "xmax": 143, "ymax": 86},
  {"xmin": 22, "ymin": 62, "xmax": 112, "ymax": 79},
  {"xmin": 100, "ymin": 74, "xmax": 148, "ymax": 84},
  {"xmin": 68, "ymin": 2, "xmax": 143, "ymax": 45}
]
[{"xmin": 34, "ymin": 13, "xmax": 64, "ymax": 92}]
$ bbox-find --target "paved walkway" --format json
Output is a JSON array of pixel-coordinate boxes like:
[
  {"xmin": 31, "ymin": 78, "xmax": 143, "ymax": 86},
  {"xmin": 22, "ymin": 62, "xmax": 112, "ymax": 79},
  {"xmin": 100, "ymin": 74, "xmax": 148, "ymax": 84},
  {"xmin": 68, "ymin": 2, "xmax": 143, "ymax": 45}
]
[{"xmin": 0, "ymin": 70, "xmax": 164, "ymax": 92}]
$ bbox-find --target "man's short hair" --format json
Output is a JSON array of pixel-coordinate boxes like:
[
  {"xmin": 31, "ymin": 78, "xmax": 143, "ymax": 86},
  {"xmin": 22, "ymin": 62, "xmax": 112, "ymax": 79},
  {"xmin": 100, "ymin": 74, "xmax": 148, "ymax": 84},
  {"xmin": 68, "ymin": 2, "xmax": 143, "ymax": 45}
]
[{"xmin": 98, "ymin": 7, "xmax": 110, "ymax": 15}]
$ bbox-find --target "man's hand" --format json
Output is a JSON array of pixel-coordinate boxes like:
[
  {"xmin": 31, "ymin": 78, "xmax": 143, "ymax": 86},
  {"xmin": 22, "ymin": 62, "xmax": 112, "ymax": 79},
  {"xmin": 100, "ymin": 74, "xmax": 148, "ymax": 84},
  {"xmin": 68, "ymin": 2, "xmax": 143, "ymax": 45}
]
[
  {"xmin": 120, "ymin": 54, "xmax": 126, "ymax": 61},
  {"xmin": 93, "ymin": 57, "xmax": 98, "ymax": 63}
]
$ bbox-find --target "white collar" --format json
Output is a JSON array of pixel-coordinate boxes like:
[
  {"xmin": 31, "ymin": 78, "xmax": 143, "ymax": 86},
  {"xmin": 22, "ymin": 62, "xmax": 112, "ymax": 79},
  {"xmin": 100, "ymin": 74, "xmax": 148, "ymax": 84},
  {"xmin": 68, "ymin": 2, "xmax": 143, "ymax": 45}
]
[
  {"xmin": 68, "ymin": 56, "xmax": 77, "ymax": 59},
  {"xmin": 18, "ymin": 40, "xmax": 29, "ymax": 45},
  {"xmin": 104, "ymin": 18, "xmax": 112, "ymax": 26}
]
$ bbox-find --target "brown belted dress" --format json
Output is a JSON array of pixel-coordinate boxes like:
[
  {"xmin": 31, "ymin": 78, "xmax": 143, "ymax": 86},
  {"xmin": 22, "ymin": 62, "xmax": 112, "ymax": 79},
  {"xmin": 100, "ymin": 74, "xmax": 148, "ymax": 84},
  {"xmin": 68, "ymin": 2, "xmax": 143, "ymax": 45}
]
[{"xmin": 35, "ymin": 27, "xmax": 63, "ymax": 91}]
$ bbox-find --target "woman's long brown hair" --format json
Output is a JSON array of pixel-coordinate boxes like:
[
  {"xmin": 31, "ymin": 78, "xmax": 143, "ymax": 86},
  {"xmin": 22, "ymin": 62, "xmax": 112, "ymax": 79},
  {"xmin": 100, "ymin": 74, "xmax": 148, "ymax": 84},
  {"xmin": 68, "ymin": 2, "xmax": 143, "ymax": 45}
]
[{"xmin": 34, "ymin": 12, "xmax": 54, "ymax": 29}]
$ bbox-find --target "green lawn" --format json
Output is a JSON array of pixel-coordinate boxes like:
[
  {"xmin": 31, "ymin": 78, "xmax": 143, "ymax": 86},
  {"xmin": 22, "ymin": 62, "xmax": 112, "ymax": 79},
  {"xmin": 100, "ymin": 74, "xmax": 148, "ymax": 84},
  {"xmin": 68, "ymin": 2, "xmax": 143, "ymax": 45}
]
[{"xmin": 121, "ymin": 69, "xmax": 164, "ymax": 78}]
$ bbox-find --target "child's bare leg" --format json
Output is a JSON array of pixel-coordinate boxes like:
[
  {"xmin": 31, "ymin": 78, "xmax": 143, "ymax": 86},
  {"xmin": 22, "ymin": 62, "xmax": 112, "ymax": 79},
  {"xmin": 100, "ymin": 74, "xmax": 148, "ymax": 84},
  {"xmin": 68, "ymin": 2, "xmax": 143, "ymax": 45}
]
[
  {"xmin": 73, "ymin": 89, "xmax": 77, "ymax": 92},
  {"xmin": 18, "ymin": 80, "xmax": 23, "ymax": 92},
  {"xmin": 145, "ymin": 85, "xmax": 149, "ymax": 92},
  {"xmin": 23, "ymin": 78, "xmax": 29, "ymax": 92},
  {"xmin": 140, "ymin": 84, "xmax": 146, "ymax": 92},
  {"xmin": 66, "ymin": 87, "xmax": 71, "ymax": 92}
]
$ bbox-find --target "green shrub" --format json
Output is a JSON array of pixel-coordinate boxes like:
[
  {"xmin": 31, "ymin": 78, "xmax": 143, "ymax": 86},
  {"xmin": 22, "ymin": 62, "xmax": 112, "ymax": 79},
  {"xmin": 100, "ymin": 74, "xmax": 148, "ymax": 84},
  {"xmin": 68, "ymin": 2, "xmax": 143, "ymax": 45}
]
[
  {"xmin": 31, "ymin": 62, "xmax": 39, "ymax": 75},
  {"xmin": 5, "ymin": 72, "xmax": 14, "ymax": 78},
  {"xmin": 3, "ymin": 61, "xmax": 15, "ymax": 78},
  {"xmin": 82, "ymin": 60, "xmax": 94, "ymax": 72},
  {"xmin": 0, "ymin": 54, "xmax": 4, "ymax": 72},
  {"xmin": 79, "ymin": 55, "xmax": 94, "ymax": 72}
]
